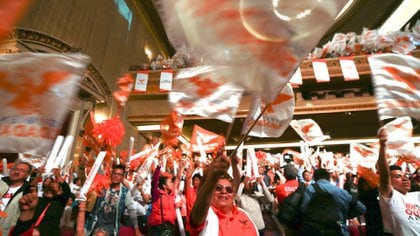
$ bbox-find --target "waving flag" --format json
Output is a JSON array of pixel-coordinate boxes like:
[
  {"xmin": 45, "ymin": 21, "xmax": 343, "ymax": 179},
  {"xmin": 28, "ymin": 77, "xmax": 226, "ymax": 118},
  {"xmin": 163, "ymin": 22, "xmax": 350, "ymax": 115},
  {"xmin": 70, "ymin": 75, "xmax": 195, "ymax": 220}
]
[
  {"xmin": 368, "ymin": 54, "xmax": 420, "ymax": 120},
  {"xmin": 0, "ymin": 53, "xmax": 90, "ymax": 156},
  {"xmin": 157, "ymin": 0, "xmax": 347, "ymax": 101},
  {"xmin": 290, "ymin": 119, "xmax": 330, "ymax": 143},
  {"xmin": 0, "ymin": 0, "xmax": 32, "ymax": 39},
  {"xmin": 160, "ymin": 111, "xmax": 184, "ymax": 147},
  {"xmin": 190, "ymin": 125, "xmax": 225, "ymax": 153},
  {"xmin": 383, "ymin": 116, "xmax": 415, "ymax": 157},
  {"xmin": 350, "ymin": 143, "xmax": 378, "ymax": 171},
  {"xmin": 168, "ymin": 66, "xmax": 244, "ymax": 123},
  {"xmin": 242, "ymin": 83, "xmax": 294, "ymax": 137}
]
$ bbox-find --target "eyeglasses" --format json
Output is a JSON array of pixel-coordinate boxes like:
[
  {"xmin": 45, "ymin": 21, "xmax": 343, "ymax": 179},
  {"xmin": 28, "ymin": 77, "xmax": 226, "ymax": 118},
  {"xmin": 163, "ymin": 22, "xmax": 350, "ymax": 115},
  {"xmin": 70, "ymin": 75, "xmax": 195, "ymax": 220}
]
[
  {"xmin": 392, "ymin": 174, "xmax": 410, "ymax": 179},
  {"xmin": 215, "ymin": 184, "xmax": 234, "ymax": 194},
  {"xmin": 11, "ymin": 167, "xmax": 28, "ymax": 173},
  {"xmin": 112, "ymin": 172, "xmax": 124, "ymax": 176}
]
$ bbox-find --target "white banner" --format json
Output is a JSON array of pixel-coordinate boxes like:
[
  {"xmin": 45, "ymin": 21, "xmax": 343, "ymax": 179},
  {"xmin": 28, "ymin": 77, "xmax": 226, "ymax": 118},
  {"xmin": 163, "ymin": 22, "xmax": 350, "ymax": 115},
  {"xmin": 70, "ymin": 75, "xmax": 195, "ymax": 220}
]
[
  {"xmin": 134, "ymin": 71, "xmax": 149, "ymax": 92},
  {"xmin": 339, "ymin": 57, "xmax": 359, "ymax": 81},
  {"xmin": 312, "ymin": 59, "xmax": 330, "ymax": 82},
  {"xmin": 159, "ymin": 69, "xmax": 173, "ymax": 92}
]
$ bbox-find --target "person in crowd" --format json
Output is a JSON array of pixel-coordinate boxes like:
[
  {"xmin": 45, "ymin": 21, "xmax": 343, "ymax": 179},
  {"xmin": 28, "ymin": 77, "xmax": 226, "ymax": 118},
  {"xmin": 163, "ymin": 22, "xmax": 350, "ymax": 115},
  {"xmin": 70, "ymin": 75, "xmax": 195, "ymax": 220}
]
[
  {"xmin": 357, "ymin": 177, "xmax": 383, "ymax": 236},
  {"xmin": 76, "ymin": 201, "xmax": 109, "ymax": 236},
  {"xmin": 344, "ymin": 172, "xmax": 358, "ymax": 198},
  {"xmin": 275, "ymin": 164, "xmax": 299, "ymax": 205},
  {"xmin": 185, "ymin": 169, "xmax": 201, "ymax": 216},
  {"xmin": 60, "ymin": 193, "xmax": 76, "ymax": 236},
  {"xmin": 236, "ymin": 175, "xmax": 274, "ymax": 236},
  {"xmin": 300, "ymin": 168, "xmax": 366, "ymax": 235},
  {"xmin": 85, "ymin": 164, "xmax": 141, "ymax": 236},
  {"xmin": 131, "ymin": 174, "xmax": 151, "ymax": 235},
  {"xmin": 0, "ymin": 162, "xmax": 32, "ymax": 236},
  {"xmin": 409, "ymin": 168, "xmax": 419, "ymax": 192},
  {"xmin": 147, "ymin": 163, "xmax": 182, "ymax": 235},
  {"xmin": 189, "ymin": 152, "xmax": 259, "ymax": 235},
  {"xmin": 9, "ymin": 184, "xmax": 65, "ymax": 235},
  {"xmin": 301, "ymin": 170, "xmax": 313, "ymax": 186},
  {"xmin": 377, "ymin": 127, "xmax": 420, "ymax": 235},
  {"xmin": 42, "ymin": 168, "xmax": 71, "ymax": 207}
]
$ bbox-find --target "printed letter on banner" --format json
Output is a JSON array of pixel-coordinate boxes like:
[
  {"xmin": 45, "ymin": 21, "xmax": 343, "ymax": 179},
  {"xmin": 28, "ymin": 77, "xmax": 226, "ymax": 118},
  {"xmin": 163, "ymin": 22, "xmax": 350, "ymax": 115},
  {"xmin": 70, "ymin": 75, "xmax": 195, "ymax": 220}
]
[
  {"xmin": 339, "ymin": 57, "xmax": 359, "ymax": 81},
  {"xmin": 134, "ymin": 71, "xmax": 149, "ymax": 93},
  {"xmin": 159, "ymin": 69, "xmax": 174, "ymax": 92},
  {"xmin": 312, "ymin": 59, "xmax": 330, "ymax": 82}
]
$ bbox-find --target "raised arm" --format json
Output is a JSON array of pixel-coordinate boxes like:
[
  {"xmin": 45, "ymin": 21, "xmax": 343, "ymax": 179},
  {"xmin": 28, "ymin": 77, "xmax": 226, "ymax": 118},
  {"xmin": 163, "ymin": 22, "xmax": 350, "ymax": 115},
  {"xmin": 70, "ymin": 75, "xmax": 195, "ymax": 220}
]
[
  {"xmin": 190, "ymin": 155, "xmax": 230, "ymax": 227},
  {"xmin": 377, "ymin": 127, "xmax": 392, "ymax": 198}
]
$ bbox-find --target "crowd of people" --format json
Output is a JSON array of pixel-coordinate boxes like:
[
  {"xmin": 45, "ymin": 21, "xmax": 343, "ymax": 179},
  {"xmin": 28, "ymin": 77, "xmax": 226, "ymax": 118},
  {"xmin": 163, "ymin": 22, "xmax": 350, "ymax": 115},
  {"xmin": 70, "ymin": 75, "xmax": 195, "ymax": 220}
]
[{"xmin": 0, "ymin": 127, "xmax": 419, "ymax": 236}]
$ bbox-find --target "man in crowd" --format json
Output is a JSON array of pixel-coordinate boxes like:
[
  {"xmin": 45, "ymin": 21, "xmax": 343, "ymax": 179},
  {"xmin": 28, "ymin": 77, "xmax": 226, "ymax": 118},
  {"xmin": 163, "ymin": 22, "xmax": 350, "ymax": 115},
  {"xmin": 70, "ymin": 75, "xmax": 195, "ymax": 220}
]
[
  {"xmin": 276, "ymin": 164, "xmax": 299, "ymax": 205},
  {"xmin": 377, "ymin": 127, "xmax": 420, "ymax": 235},
  {"xmin": 0, "ymin": 162, "xmax": 32, "ymax": 235},
  {"xmin": 85, "ymin": 164, "xmax": 141, "ymax": 236},
  {"xmin": 189, "ymin": 151, "xmax": 259, "ymax": 235},
  {"xmin": 300, "ymin": 168, "xmax": 366, "ymax": 235}
]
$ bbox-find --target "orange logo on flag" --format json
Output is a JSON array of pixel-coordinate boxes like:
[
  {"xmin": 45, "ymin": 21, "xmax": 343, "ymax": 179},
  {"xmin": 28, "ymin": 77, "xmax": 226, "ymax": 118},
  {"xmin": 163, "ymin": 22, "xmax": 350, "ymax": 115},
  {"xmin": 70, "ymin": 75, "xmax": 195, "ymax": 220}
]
[
  {"xmin": 264, "ymin": 93, "xmax": 293, "ymax": 113},
  {"xmin": 0, "ymin": 70, "xmax": 70, "ymax": 111},
  {"xmin": 384, "ymin": 66, "xmax": 420, "ymax": 93},
  {"xmin": 353, "ymin": 145, "xmax": 374, "ymax": 158},
  {"xmin": 189, "ymin": 76, "xmax": 221, "ymax": 97},
  {"xmin": 301, "ymin": 123, "xmax": 314, "ymax": 135}
]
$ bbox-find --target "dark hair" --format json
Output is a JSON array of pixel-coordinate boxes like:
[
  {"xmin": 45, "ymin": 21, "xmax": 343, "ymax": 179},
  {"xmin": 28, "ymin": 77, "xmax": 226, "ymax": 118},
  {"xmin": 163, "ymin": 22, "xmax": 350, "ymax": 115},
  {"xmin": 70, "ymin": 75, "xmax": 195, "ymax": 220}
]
[
  {"xmin": 192, "ymin": 173, "xmax": 202, "ymax": 180},
  {"xmin": 389, "ymin": 165, "xmax": 402, "ymax": 171},
  {"xmin": 313, "ymin": 168, "xmax": 330, "ymax": 181},
  {"xmin": 158, "ymin": 175, "xmax": 170, "ymax": 189},
  {"xmin": 217, "ymin": 172, "xmax": 233, "ymax": 183},
  {"xmin": 113, "ymin": 164, "xmax": 126, "ymax": 174},
  {"xmin": 284, "ymin": 164, "xmax": 298, "ymax": 180},
  {"xmin": 73, "ymin": 177, "xmax": 80, "ymax": 185}
]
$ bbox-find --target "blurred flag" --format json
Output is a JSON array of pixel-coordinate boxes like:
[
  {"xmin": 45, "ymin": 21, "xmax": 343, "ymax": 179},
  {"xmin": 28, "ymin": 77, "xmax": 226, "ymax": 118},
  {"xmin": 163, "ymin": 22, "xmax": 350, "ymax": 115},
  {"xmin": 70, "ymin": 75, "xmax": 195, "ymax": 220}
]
[
  {"xmin": 350, "ymin": 143, "xmax": 378, "ymax": 171},
  {"xmin": 357, "ymin": 166, "xmax": 379, "ymax": 188},
  {"xmin": 290, "ymin": 119, "xmax": 330, "ymax": 143},
  {"xmin": 242, "ymin": 83, "xmax": 294, "ymax": 137},
  {"xmin": 134, "ymin": 71, "xmax": 149, "ymax": 93},
  {"xmin": 168, "ymin": 66, "xmax": 244, "ymax": 123},
  {"xmin": 0, "ymin": 0, "xmax": 32, "ymax": 39},
  {"xmin": 160, "ymin": 110, "xmax": 184, "ymax": 147},
  {"xmin": 190, "ymin": 125, "xmax": 225, "ymax": 153},
  {"xmin": 159, "ymin": 69, "xmax": 173, "ymax": 92},
  {"xmin": 0, "ymin": 53, "xmax": 90, "ymax": 156},
  {"xmin": 368, "ymin": 54, "xmax": 420, "ymax": 121},
  {"xmin": 383, "ymin": 116, "xmax": 415, "ymax": 157}
]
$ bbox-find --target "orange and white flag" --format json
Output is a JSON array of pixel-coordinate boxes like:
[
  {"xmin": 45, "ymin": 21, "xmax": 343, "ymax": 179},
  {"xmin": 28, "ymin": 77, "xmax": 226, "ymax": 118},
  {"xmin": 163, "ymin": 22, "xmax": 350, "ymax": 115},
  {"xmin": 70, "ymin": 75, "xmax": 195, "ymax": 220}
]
[
  {"xmin": 190, "ymin": 125, "xmax": 225, "ymax": 153},
  {"xmin": 168, "ymin": 66, "xmax": 244, "ymax": 123},
  {"xmin": 0, "ymin": 53, "xmax": 90, "ymax": 156},
  {"xmin": 368, "ymin": 54, "xmax": 420, "ymax": 121},
  {"xmin": 290, "ymin": 119, "xmax": 330, "ymax": 143},
  {"xmin": 160, "ymin": 111, "xmax": 184, "ymax": 147},
  {"xmin": 242, "ymin": 83, "xmax": 294, "ymax": 137},
  {"xmin": 350, "ymin": 143, "xmax": 378, "ymax": 171},
  {"xmin": 383, "ymin": 116, "xmax": 415, "ymax": 157}
]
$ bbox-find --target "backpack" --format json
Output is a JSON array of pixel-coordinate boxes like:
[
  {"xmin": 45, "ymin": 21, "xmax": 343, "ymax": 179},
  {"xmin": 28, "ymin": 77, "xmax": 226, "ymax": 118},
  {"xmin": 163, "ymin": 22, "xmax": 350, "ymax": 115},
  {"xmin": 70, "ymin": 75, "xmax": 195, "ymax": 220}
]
[
  {"xmin": 277, "ymin": 182, "xmax": 306, "ymax": 228},
  {"xmin": 302, "ymin": 183, "xmax": 342, "ymax": 236}
]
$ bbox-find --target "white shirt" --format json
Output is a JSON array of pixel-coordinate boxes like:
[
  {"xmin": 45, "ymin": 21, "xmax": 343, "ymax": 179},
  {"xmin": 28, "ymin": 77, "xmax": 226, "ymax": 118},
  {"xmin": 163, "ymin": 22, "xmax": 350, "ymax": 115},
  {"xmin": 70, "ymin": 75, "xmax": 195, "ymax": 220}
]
[
  {"xmin": 0, "ymin": 185, "xmax": 21, "ymax": 211},
  {"xmin": 379, "ymin": 189, "xmax": 420, "ymax": 235}
]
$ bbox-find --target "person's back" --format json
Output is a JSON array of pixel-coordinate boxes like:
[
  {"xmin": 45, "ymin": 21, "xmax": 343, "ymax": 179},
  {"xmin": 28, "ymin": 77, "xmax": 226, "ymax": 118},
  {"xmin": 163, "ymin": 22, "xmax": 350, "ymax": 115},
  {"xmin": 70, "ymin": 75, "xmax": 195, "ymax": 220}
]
[{"xmin": 300, "ymin": 168, "xmax": 366, "ymax": 236}]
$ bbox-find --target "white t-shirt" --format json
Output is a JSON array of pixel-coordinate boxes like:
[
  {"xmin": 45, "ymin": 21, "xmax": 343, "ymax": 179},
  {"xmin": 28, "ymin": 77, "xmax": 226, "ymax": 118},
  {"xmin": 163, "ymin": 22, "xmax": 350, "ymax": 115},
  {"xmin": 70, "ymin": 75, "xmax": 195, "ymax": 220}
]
[
  {"xmin": 379, "ymin": 189, "xmax": 420, "ymax": 235},
  {"xmin": 0, "ymin": 185, "xmax": 21, "ymax": 211}
]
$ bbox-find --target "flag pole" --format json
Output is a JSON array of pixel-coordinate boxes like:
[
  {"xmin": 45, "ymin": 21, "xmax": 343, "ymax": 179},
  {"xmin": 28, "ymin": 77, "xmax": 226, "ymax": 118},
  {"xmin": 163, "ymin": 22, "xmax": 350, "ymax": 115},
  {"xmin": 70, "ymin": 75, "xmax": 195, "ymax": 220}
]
[
  {"xmin": 225, "ymin": 118, "xmax": 235, "ymax": 144},
  {"xmin": 229, "ymin": 102, "xmax": 271, "ymax": 158}
]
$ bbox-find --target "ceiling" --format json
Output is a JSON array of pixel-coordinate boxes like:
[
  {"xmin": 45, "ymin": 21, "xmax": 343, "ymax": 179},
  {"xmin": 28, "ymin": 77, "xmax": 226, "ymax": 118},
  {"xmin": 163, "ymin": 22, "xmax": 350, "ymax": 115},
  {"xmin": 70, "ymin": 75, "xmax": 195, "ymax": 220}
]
[{"xmin": 129, "ymin": 0, "xmax": 420, "ymax": 154}]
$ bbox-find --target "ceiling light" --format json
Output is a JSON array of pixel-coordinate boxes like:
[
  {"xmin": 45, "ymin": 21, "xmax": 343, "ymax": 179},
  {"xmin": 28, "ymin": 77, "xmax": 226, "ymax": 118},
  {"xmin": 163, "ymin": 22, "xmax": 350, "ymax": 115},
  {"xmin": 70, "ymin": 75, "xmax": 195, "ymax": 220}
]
[{"xmin": 137, "ymin": 124, "xmax": 160, "ymax": 131}]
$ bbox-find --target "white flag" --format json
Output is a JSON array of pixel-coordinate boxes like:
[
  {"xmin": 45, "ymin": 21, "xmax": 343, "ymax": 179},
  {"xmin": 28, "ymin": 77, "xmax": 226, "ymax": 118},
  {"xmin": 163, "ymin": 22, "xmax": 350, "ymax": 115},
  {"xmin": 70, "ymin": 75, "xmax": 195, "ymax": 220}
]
[
  {"xmin": 243, "ymin": 84, "xmax": 294, "ymax": 137},
  {"xmin": 368, "ymin": 54, "xmax": 420, "ymax": 121},
  {"xmin": 159, "ymin": 69, "xmax": 173, "ymax": 92},
  {"xmin": 168, "ymin": 66, "xmax": 244, "ymax": 123},
  {"xmin": 290, "ymin": 119, "xmax": 330, "ymax": 143}
]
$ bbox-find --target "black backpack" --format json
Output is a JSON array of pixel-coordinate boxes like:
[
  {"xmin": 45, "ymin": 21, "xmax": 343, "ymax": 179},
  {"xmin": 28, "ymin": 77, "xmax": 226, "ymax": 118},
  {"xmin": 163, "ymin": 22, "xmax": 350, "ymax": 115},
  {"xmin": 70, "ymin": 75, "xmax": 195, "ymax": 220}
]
[
  {"xmin": 302, "ymin": 183, "xmax": 342, "ymax": 236},
  {"xmin": 277, "ymin": 182, "xmax": 306, "ymax": 228}
]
